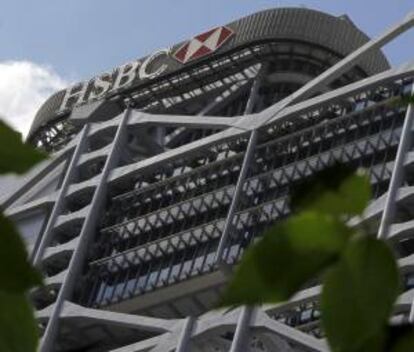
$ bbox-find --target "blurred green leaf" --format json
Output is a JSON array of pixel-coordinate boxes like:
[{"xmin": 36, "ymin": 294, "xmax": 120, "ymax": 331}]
[
  {"xmin": 291, "ymin": 164, "xmax": 353, "ymax": 211},
  {"xmin": 0, "ymin": 291, "xmax": 38, "ymax": 352},
  {"xmin": 403, "ymin": 95, "xmax": 414, "ymax": 105},
  {"xmin": 220, "ymin": 211, "xmax": 351, "ymax": 306},
  {"xmin": 393, "ymin": 95, "xmax": 414, "ymax": 108},
  {"xmin": 391, "ymin": 332, "xmax": 414, "ymax": 352},
  {"xmin": 0, "ymin": 213, "xmax": 42, "ymax": 293},
  {"xmin": 291, "ymin": 165, "xmax": 371, "ymax": 217},
  {"xmin": 386, "ymin": 324, "xmax": 414, "ymax": 352},
  {"xmin": 0, "ymin": 120, "xmax": 46, "ymax": 175},
  {"xmin": 322, "ymin": 236, "xmax": 400, "ymax": 352},
  {"xmin": 0, "ymin": 121, "xmax": 45, "ymax": 351}
]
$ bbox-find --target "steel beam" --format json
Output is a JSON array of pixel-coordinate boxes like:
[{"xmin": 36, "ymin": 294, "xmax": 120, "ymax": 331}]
[
  {"xmin": 39, "ymin": 107, "xmax": 131, "ymax": 352},
  {"xmin": 378, "ymin": 86, "xmax": 414, "ymax": 239},
  {"xmin": 260, "ymin": 12, "xmax": 414, "ymax": 126},
  {"xmin": 1, "ymin": 134, "xmax": 78, "ymax": 209},
  {"xmin": 214, "ymin": 128, "xmax": 257, "ymax": 268},
  {"xmin": 229, "ymin": 306, "xmax": 254, "ymax": 352},
  {"xmin": 214, "ymin": 69, "xmax": 264, "ymax": 267},
  {"xmin": 32, "ymin": 124, "xmax": 90, "ymax": 265},
  {"xmin": 175, "ymin": 317, "xmax": 195, "ymax": 352}
]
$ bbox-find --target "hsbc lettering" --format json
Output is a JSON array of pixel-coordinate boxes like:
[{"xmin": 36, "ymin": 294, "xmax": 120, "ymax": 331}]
[
  {"xmin": 58, "ymin": 26, "xmax": 235, "ymax": 113},
  {"xmin": 58, "ymin": 48, "xmax": 170, "ymax": 112}
]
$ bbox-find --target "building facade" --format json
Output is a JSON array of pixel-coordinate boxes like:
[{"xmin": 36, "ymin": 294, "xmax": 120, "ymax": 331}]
[{"xmin": 2, "ymin": 7, "xmax": 414, "ymax": 352}]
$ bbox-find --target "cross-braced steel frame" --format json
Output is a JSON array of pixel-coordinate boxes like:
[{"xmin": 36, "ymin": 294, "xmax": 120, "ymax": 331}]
[{"xmin": 3, "ymin": 10, "xmax": 414, "ymax": 352}]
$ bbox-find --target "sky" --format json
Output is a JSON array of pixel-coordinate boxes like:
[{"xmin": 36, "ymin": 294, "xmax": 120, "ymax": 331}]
[{"xmin": 0, "ymin": 0, "xmax": 413, "ymax": 136}]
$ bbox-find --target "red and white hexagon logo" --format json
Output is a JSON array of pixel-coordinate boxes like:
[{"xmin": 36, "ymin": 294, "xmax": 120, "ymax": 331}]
[{"xmin": 173, "ymin": 26, "xmax": 235, "ymax": 64}]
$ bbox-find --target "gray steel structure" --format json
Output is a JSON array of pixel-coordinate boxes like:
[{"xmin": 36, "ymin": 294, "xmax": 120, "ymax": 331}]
[{"xmin": 2, "ymin": 7, "xmax": 414, "ymax": 352}]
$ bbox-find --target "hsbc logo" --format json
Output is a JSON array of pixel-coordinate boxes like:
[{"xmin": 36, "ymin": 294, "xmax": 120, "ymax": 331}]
[
  {"xmin": 58, "ymin": 26, "xmax": 236, "ymax": 113},
  {"xmin": 173, "ymin": 26, "xmax": 235, "ymax": 64}
]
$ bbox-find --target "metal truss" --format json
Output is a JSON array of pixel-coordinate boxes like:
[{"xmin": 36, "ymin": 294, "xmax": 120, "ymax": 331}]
[{"xmin": 2, "ymin": 10, "xmax": 414, "ymax": 352}]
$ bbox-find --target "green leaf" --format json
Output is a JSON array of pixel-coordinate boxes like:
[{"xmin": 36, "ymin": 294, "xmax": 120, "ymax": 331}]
[
  {"xmin": 384, "ymin": 324, "xmax": 414, "ymax": 352},
  {"xmin": 291, "ymin": 165, "xmax": 371, "ymax": 217},
  {"xmin": 0, "ymin": 120, "xmax": 46, "ymax": 175},
  {"xmin": 0, "ymin": 291, "xmax": 38, "ymax": 352},
  {"xmin": 391, "ymin": 331, "xmax": 414, "ymax": 352},
  {"xmin": 393, "ymin": 95, "xmax": 414, "ymax": 108},
  {"xmin": 322, "ymin": 236, "xmax": 400, "ymax": 352},
  {"xmin": 220, "ymin": 211, "xmax": 351, "ymax": 306},
  {"xmin": 0, "ymin": 213, "xmax": 42, "ymax": 293},
  {"xmin": 403, "ymin": 95, "xmax": 414, "ymax": 105}
]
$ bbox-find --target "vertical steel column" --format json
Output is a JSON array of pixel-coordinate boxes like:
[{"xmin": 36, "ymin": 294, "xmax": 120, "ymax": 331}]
[
  {"xmin": 174, "ymin": 75, "xmax": 262, "ymax": 351},
  {"xmin": 229, "ymin": 306, "xmax": 254, "ymax": 352},
  {"xmin": 32, "ymin": 124, "xmax": 90, "ymax": 265},
  {"xmin": 175, "ymin": 317, "xmax": 195, "ymax": 352},
  {"xmin": 377, "ymin": 86, "xmax": 414, "ymax": 239},
  {"xmin": 214, "ymin": 129, "xmax": 257, "ymax": 266},
  {"xmin": 40, "ymin": 107, "xmax": 131, "ymax": 352},
  {"xmin": 214, "ymin": 70, "xmax": 263, "ymax": 266},
  {"xmin": 402, "ymin": 88, "xmax": 414, "ymax": 323}
]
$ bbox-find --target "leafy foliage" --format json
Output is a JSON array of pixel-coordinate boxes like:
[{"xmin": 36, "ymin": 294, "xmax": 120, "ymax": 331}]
[
  {"xmin": 0, "ymin": 292, "xmax": 39, "ymax": 352},
  {"xmin": 0, "ymin": 120, "xmax": 46, "ymax": 174},
  {"xmin": 322, "ymin": 236, "xmax": 400, "ymax": 352},
  {"xmin": 290, "ymin": 164, "xmax": 371, "ymax": 216},
  {"xmin": 221, "ymin": 164, "xmax": 414, "ymax": 351},
  {"xmin": 0, "ymin": 214, "xmax": 42, "ymax": 293},
  {"xmin": 385, "ymin": 325, "xmax": 414, "ymax": 352},
  {"xmin": 393, "ymin": 94, "xmax": 414, "ymax": 108},
  {"xmin": 0, "ymin": 120, "xmax": 46, "ymax": 352},
  {"xmin": 220, "ymin": 211, "xmax": 351, "ymax": 305}
]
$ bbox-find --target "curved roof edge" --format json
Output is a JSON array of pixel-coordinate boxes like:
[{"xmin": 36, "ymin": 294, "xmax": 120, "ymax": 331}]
[{"xmin": 28, "ymin": 7, "xmax": 390, "ymax": 140}]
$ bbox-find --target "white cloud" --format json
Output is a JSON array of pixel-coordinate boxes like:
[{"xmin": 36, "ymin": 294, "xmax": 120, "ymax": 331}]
[{"xmin": 0, "ymin": 61, "xmax": 68, "ymax": 138}]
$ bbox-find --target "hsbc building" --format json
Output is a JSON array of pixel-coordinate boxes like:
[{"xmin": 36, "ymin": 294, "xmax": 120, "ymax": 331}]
[{"xmin": 2, "ymin": 7, "xmax": 414, "ymax": 352}]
